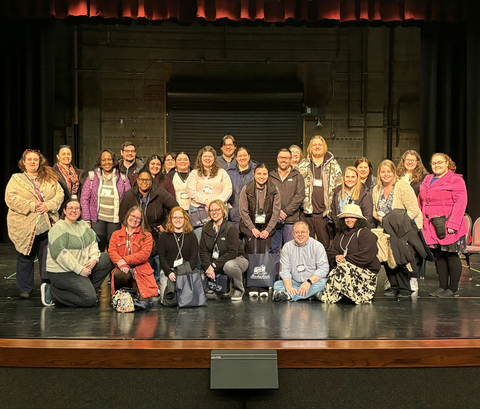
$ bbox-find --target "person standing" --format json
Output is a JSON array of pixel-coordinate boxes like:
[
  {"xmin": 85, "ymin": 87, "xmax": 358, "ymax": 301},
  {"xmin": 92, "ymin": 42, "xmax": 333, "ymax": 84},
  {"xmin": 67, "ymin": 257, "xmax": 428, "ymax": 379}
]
[
  {"xmin": 355, "ymin": 157, "xmax": 377, "ymax": 194},
  {"xmin": 162, "ymin": 152, "xmax": 177, "ymax": 175},
  {"xmin": 397, "ymin": 150, "xmax": 429, "ymax": 196},
  {"xmin": 217, "ymin": 135, "xmax": 237, "ymax": 170},
  {"xmin": 297, "ymin": 135, "xmax": 342, "ymax": 247},
  {"xmin": 226, "ymin": 147, "xmax": 257, "ymax": 228},
  {"xmin": 270, "ymin": 149, "xmax": 305, "ymax": 254},
  {"xmin": 5, "ymin": 149, "xmax": 64, "ymax": 298},
  {"xmin": 418, "ymin": 153, "xmax": 468, "ymax": 297},
  {"xmin": 52, "ymin": 145, "xmax": 86, "ymax": 209},
  {"xmin": 167, "ymin": 151, "xmax": 193, "ymax": 210},
  {"xmin": 289, "ymin": 144, "xmax": 304, "ymax": 168},
  {"xmin": 118, "ymin": 141, "xmax": 144, "ymax": 183},
  {"xmin": 81, "ymin": 149, "xmax": 131, "ymax": 252}
]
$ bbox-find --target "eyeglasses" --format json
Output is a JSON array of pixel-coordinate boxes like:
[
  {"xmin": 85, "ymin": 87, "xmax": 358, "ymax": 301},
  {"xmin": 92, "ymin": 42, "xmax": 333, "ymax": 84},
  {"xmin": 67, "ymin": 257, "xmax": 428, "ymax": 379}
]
[
  {"xmin": 66, "ymin": 207, "xmax": 81, "ymax": 211},
  {"xmin": 138, "ymin": 178, "xmax": 151, "ymax": 183},
  {"xmin": 129, "ymin": 215, "xmax": 142, "ymax": 221},
  {"xmin": 405, "ymin": 159, "xmax": 417, "ymax": 163},
  {"xmin": 294, "ymin": 230, "xmax": 308, "ymax": 235},
  {"xmin": 123, "ymin": 149, "xmax": 135, "ymax": 153},
  {"xmin": 431, "ymin": 160, "xmax": 446, "ymax": 166},
  {"xmin": 209, "ymin": 208, "xmax": 222, "ymax": 214},
  {"xmin": 172, "ymin": 216, "xmax": 184, "ymax": 220}
]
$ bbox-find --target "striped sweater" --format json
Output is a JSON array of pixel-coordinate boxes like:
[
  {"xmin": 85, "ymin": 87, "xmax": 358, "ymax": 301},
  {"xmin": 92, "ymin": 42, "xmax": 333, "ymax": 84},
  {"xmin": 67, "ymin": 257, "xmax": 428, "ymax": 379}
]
[{"xmin": 47, "ymin": 220, "xmax": 101, "ymax": 274}]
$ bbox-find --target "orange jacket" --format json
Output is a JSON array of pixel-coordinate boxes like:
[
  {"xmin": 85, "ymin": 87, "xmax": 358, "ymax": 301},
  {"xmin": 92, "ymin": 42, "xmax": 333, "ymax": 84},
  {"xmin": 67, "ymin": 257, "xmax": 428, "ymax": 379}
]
[{"xmin": 109, "ymin": 226, "xmax": 158, "ymax": 299}]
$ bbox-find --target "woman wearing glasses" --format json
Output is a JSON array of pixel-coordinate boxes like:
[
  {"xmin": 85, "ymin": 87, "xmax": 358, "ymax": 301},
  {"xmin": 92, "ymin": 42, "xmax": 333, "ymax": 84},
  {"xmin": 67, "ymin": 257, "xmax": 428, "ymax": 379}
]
[
  {"xmin": 52, "ymin": 145, "xmax": 86, "ymax": 210},
  {"xmin": 81, "ymin": 149, "xmax": 131, "ymax": 251},
  {"xmin": 41, "ymin": 199, "xmax": 113, "ymax": 307},
  {"xmin": 109, "ymin": 206, "xmax": 158, "ymax": 302},
  {"xmin": 157, "ymin": 207, "xmax": 198, "ymax": 305},
  {"xmin": 418, "ymin": 153, "xmax": 468, "ymax": 297},
  {"xmin": 397, "ymin": 150, "xmax": 429, "ymax": 196},
  {"xmin": 6, "ymin": 149, "xmax": 64, "ymax": 299},
  {"xmin": 131, "ymin": 154, "xmax": 175, "ymax": 198}
]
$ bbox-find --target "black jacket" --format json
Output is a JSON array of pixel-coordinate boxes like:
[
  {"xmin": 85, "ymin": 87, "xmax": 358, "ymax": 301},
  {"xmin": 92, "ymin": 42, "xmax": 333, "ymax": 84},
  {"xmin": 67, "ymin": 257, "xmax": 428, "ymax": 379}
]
[
  {"xmin": 331, "ymin": 184, "xmax": 374, "ymax": 228},
  {"xmin": 269, "ymin": 168, "xmax": 305, "ymax": 224},
  {"xmin": 200, "ymin": 219, "xmax": 246, "ymax": 274}
]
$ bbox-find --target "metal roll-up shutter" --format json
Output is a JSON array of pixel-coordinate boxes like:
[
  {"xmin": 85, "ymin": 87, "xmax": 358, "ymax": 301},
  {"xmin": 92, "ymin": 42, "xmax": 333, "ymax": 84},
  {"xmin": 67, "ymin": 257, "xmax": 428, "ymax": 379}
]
[{"xmin": 166, "ymin": 81, "xmax": 304, "ymax": 170}]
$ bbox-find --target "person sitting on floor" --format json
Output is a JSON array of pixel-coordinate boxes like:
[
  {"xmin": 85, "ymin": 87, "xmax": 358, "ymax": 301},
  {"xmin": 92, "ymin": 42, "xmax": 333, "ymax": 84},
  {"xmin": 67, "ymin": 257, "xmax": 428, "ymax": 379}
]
[
  {"xmin": 273, "ymin": 221, "xmax": 329, "ymax": 302},
  {"xmin": 42, "ymin": 199, "xmax": 113, "ymax": 307},
  {"xmin": 322, "ymin": 204, "xmax": 381, "ymax": 304}
]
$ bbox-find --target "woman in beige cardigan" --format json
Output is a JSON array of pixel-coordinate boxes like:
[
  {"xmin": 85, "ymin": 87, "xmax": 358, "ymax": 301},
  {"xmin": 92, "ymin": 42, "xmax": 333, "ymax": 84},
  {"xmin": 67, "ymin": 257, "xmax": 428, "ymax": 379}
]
[
  {"xmin": 5, "ymin": 150, "xmax": 64, "ymax": 299},
  {"xmin": 372, "ymin": 159, "xmax": 422, "ymax": 298}
]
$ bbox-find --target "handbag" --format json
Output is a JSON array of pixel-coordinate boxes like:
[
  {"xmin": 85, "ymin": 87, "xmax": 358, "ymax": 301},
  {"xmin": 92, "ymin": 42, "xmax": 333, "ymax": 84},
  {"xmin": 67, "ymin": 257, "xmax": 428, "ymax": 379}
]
[
  {"xmin": 189, "ymin": 205, "xmax": 210, "ymax": 228},
  {"xmin": 207, "ymin": 273, "xmax": 230, "ymax": 293},
  {"xmin": 176, "ymin": 269, "xmax": 208, "ymax": 308},
  {"xmin": 112, "ymin": 288, "xmax": 135, "ymax": 313},
  {"xmin": 246, "ymin": 239, "xmax": 278, "ymax": 288},
  {"xmin": 430, "ymin": 215, "xmax": 448, "ymax": 240}
]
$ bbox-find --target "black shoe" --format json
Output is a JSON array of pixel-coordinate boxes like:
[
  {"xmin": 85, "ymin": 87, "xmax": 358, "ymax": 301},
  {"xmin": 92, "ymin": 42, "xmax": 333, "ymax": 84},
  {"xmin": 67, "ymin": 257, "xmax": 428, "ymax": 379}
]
[
  {"xmin": 429, "ymin": 287, "xmax": 446, "ymax": 297},
  {"xmin": 383, "ymin": 289, "xmax": 398, "ymax": 297},
  {"xmin": 439, "ymin": 289, "xmax": 460, "ymax": 298},
  {"xmin": 19, "ymin": 292, "xmax": 30, "ymax": 299},
  {"xmin": 397, "ymin": 291, "xmax": 411, "ymax": 298},
  {"xmin": 273, "ymin": 291, "xmax": 291, "ymax": 302}
]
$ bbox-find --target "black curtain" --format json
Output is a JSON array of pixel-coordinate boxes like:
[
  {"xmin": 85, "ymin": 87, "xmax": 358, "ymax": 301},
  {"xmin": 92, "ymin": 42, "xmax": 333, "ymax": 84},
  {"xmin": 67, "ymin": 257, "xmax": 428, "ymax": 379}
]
[
  {"xmin": 0, "ymin": 19, "xmax": 55, "ymax": 242},
  {"xmin": 420, "ymin": 17, "xmax": 480, "ymax": 220}
]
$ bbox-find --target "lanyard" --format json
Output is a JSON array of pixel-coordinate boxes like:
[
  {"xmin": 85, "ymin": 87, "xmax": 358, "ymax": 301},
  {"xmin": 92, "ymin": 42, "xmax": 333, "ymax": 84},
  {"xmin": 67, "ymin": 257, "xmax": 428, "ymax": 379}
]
[
  {"xmin": 174, "ymin": 233, "xmax": 184, "ymax": 260},
  {"xmin": 339, "ymin": 232, "xmax": 355, "ymax": 256}
]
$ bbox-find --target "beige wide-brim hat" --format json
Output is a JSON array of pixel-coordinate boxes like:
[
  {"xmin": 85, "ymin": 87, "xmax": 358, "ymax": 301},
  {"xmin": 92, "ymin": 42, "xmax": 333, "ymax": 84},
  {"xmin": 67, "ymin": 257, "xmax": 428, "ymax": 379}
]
[{"xmin": 338, "ymin": 204, "xmax": 366, "ymax": 220}]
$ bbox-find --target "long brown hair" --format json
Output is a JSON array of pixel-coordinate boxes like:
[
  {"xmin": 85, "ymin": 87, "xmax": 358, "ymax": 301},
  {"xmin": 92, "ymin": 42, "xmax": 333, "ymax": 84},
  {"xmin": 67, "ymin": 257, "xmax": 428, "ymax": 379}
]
[
  {"xmin": 340, "ymin": 166, "xmax": 362, "ymax": 201},
  {"xmin": 165, "ymin": 206, "xmax": 193, "ymax": 234},
  {"xmin": 194, "ymin": 146, "xmax": 220, "ymax": 178},
  {"xmin": 397, "ymin": 150, "xmax": 428, "ymax": 184},
  {"xmin": 18, "ymin": 150, "xmax": 58, "ymax": 183},
  {"xmin": 122, "ymin": 206, "xmax": 150, "ymax": 245}
]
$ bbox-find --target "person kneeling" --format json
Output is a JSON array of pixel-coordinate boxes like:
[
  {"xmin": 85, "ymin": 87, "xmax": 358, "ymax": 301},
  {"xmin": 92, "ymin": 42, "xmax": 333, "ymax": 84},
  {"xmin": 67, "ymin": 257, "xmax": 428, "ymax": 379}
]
[
  {"xmin": 42, "ymin": 199, "xmax": 113, "ymax": 307},
  {"xmin": 109, "ymin": 206, "xmax": 159, "ymax": 305},
  {"xmin": 273, "ymin": 221, "xmax": 329, "ymax": 302},
  {"xmin": 322, "ymin": 204, "xmax": 381, "ymax": 304}
]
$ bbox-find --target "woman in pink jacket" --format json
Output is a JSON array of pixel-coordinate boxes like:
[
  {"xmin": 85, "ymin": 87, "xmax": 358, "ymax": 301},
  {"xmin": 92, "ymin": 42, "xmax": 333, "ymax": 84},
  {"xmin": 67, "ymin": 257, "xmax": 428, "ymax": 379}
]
[{"xmin": 418, "ymin": 153, "xmax": 468, "ymax": 297}]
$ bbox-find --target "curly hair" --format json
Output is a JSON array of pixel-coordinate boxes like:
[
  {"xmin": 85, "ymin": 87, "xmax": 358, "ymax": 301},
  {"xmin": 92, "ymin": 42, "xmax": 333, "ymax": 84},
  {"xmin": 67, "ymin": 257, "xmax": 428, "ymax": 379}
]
[
  {"xmin": 339, "ymin": 166, "xmax": 362, "ymax": 201},
  {"xmin": 431, "ymin": 152, "xmax": 456, "ymax": 172},
  {"xmin": 18, "ymin": 150, "xmax": 58, "ymax": 183},
  {"xmin": 94, "ymin": 149, "xmax": 120, "ymax": 172},
  {"xmin": 165, "ymin": 206, "xmax": 193, "ymax": 234},
  {"xmin": 397, "ymin": 150, "xmax": 429, "ymax": 184},
  {"xmin": 122, "ymin": 206, "xmax": 151, "ymax": 245},
  {"xmin": 335, "ymin": 217, "xmax": 369, "ymax": 233},
  {"xmin": 194, "ymin": 146, "xmax": 220, "ymax": 178},
  {"xmin": 376, "ymin": 160, "xmax": 398, "ymax": 187}
]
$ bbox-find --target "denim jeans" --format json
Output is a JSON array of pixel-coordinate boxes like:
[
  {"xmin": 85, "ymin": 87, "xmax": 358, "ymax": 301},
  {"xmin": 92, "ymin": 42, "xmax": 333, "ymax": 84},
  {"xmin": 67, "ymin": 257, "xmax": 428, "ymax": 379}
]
[
  {"xmin": 274, "ymin": 277, "xmax": 326, "ymax": 301},
  {"xmin": 270, "ymin": 223, "xmax": 294, "ymax": 254}
]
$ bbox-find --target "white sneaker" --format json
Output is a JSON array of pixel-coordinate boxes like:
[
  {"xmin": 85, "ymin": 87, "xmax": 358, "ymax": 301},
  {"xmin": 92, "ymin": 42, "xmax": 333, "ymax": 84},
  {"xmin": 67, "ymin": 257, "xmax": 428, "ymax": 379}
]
[
  {"xmin": 249, "ymin": 291, "xmax": 259, "ymax": 298},
  {"xmin": 231, "ymin": 290, "xmax": 244, "ymax": 301},
  {"xmin": 259, "ymin": 291, "xmax": 269, "ymax": 298},
  {"xmin": 410, "ymin": 278, "xmax": 419, "ymax": 292},
  {"xmin": 384, "ymin": 278, "xmax": 391, "ymax": 291}
]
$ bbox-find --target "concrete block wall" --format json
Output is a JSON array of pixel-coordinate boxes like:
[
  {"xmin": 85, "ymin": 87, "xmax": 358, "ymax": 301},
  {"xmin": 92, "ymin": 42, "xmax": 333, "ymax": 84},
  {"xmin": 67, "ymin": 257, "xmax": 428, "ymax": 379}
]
[{"xmin": 53, "ymin": 22, "xmax": 422, "ymax": 171}]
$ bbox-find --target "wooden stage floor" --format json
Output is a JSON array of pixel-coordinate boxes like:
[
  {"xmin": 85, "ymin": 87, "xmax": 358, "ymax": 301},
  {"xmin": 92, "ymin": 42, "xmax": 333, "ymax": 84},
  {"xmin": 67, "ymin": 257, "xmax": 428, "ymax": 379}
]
[{"xmin": 1, "ymin": 243, "xmax": 480, "ymax": 369}]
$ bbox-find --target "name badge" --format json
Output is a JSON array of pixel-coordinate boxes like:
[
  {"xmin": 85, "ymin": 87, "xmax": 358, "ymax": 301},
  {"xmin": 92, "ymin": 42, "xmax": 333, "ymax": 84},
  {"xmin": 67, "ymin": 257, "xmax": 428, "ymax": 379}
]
[
  {"xmin": 100, "ymin": 187, "xmax": 112, "ymax": 197},
  {"xmin": 180, "ymin": 192, "xmax": 189, "ymax": 200},
  {"xmin": 255, "ymin": 214, "xmax": 266, "ymax": 224},
  {"xmin": 203, "ymin": 185, "xmax": 213, "ymax": 195},
  {"xmin": 72, "ymin": 194, "xmax": 78, "ymax": 199},
  {"xmin": 212, "ymin": 251, "xmax": 219, "ymax": 259},
  {"xmin": 297, "ymin": 264, "xmax": 306, "ymax": 272},
  {"xmin": 313, "ymin": 179, "xmax": 322, "ymax": 187},
  {"xmin": 173, "ymin": 258, "xmax": 184, "ymax": 268},
  {"xmin": 287, "ymin": 178, "xmax": 293, "ymax": 182}
]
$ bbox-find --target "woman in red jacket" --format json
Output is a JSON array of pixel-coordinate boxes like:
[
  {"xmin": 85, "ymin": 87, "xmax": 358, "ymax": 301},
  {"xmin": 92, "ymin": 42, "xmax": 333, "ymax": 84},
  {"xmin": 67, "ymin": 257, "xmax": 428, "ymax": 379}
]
[
  {"xmin": 109, "ymin": 206, "xmax": 158, "ymax": 301},
  {"xmin": 418, "ymin": 153, "xmax": 468, "ymax": 297}
]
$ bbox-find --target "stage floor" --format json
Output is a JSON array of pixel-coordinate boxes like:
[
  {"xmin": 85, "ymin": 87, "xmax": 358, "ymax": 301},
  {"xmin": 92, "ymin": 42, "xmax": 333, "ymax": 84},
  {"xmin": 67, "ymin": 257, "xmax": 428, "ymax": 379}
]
[{"xmin": 1, "ymin": 243, "xmax": 480, "ymax": 341}]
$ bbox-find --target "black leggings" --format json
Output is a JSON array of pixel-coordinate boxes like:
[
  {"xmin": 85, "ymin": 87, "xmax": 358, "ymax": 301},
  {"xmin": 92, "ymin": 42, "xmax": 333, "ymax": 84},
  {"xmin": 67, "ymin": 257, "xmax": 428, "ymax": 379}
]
[{"xmin": 434, "ymin": 249, "xmax": 462, "ymax": 292}]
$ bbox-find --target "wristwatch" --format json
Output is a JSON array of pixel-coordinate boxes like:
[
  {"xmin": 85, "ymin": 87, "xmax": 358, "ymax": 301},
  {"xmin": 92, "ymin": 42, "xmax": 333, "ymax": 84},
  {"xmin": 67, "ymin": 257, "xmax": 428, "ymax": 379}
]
[{"xmin": 307, "ymin": 279, "xmax": 313, "ymax": 285}]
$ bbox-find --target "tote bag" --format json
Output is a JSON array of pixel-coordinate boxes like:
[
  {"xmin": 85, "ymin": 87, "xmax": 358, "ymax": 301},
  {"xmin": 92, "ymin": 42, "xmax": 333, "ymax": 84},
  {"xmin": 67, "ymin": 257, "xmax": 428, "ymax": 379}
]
[
  {"xmin": 246, "ymin": 239, "xmax": 278, "ymax": 288},
  {"xmin": 176, "ymin": 270, "xmax": 208, "ymax": 308}
]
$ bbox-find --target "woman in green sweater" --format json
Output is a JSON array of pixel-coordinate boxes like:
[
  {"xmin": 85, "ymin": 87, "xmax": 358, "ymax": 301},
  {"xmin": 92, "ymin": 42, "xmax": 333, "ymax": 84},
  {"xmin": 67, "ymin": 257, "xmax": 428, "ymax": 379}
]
[{"xmin": 41, "ymin": 199, "xmax": 113, "ymax": 307}]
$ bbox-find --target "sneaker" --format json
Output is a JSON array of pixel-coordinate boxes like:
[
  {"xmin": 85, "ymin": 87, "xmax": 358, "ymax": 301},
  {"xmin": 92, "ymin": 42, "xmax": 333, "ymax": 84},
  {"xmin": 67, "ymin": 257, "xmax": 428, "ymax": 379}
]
[
  {"xmin": 429, "ymin": 287, "xmax": 446, "ymax": 297},
  {"xmin": 397, "ymin": 291, "xmax": 411, "ymax": 298},
  {"xmin": 384, "ymin": 278, "xmax": 391, "ymax": 291},
  {"xmin": 273, "ymin": 291, "xmax": 291, "ymax": 302},
  {"xmin": 249, "ymin": 291, "xmax": 259, "ymax": 298},
  {"xmin": 259, "ymin": 291, "xmax": 269, "ymax": 298},
  {"xmin": 205, "ymin": 290, "xmax": 216, "ymax": 300},
  {"xmin": 40, "ymin": 283, "xmax": 55, "ymax": 306},
  {"xmin": 19, "ymin": 292, "xmax": 30, "ymax": 299},
  {"xmin": 410, "ymin": 278, "xmax": 418, "ymax": 292},
  {"xmin": 383, "ymin": 289, "xmax": 398, "ymax": 297},
  {"xmin": 231, "ymin": 290, "xmax": 244, "ymax": 301},
  {"xmin": 314, "ymin": 291, "xmax": 324, "ymax": 301},
  {"xmin": 439, "ymin": 289, "xmax": 460, "ymax": 298}
]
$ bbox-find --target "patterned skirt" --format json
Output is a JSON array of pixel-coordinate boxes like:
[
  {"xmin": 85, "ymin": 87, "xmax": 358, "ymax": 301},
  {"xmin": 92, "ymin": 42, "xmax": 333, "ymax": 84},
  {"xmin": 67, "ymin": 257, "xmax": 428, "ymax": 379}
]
[
  {"xmin": 430, "ymin": 236, "xmax": 466, "ymax": 253},
  {"xmin": 321, "ymin": 261, "xmax": 378, "ymax": 305}
]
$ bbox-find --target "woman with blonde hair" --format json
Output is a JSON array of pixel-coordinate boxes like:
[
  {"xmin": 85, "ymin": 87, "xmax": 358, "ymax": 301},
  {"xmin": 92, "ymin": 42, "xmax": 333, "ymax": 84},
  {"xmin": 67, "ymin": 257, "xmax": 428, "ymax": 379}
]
[
  {"xmin": 109, "ymin": 206, "xmax": 158, "ymax": 302},
  {"xmin": 5, "ymin": 149, "xmax": 64, "ymax": 299},
  {"xmin": 397, "ymin": 150, "xmax": 429, "ymax": 196},
  {"xmin": 157, "ymin": 206, "xmax": 199, "ymax": 304},
  {"xmin": 289, "ymin": 144, "xmax": 304, "ymax": 168},
  {"xmin": 331, "ymin": 166, "xmax": 374, "ymax": 228},
  {"xmin": 297, "ymin": 135, "xmax": 342, "ymax": 247},
  {"xmin": 372, "ymin": 159, "xmax": 423, "ymax": 298}
]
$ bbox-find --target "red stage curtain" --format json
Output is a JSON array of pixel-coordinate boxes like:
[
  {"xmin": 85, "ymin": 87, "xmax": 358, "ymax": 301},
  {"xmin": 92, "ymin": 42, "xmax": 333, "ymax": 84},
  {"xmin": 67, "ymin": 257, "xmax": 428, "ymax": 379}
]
[{"xmin": 0, "ymin": 0, "xmax": 468, "ymax": 22}]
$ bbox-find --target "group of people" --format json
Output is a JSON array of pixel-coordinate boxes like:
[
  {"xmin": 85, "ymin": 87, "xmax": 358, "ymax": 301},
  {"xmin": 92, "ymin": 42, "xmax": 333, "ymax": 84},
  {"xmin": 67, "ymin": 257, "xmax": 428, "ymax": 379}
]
[{"xmin": 4, "ymin": 135, "xmax": 468, "ymax": 308}]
